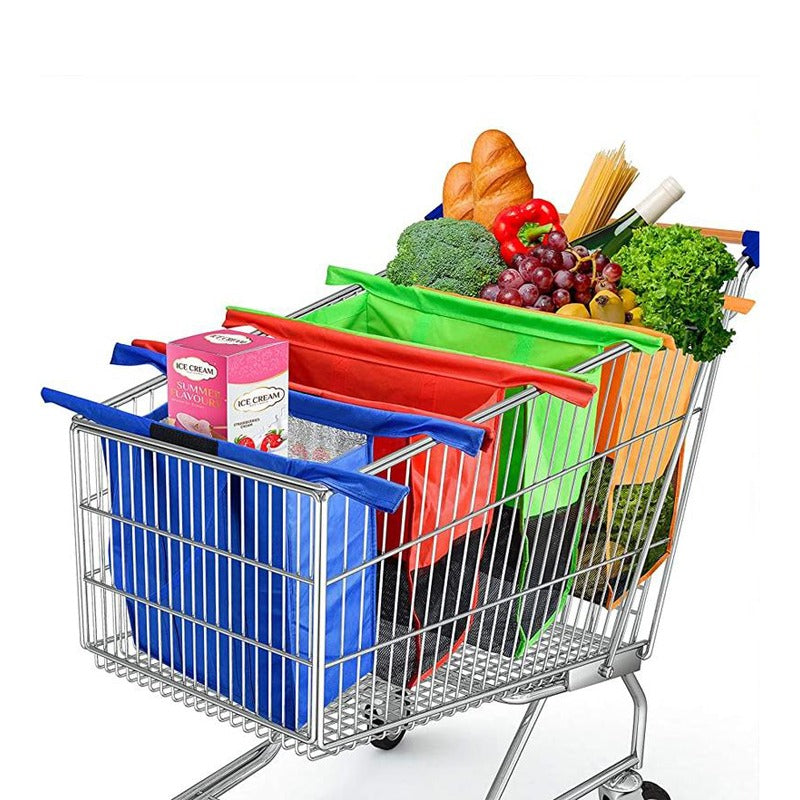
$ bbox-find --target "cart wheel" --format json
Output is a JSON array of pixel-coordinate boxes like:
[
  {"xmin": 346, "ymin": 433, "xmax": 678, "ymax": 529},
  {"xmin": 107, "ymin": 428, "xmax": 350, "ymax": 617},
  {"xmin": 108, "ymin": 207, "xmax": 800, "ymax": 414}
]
[
  {"xmin": 599, "ymin": 773, "xmax": 670, "ymax": 800},
  {"xmin": 364, "ymin": 703, "xmax": 406, "ymax": 751},
  {"xmin": 370, "ymin": 729, "xmax": 406, "ymax": 751},
  {"xmin": 640, "ymin": 782, "xmax": 670, "ymax": 800}
]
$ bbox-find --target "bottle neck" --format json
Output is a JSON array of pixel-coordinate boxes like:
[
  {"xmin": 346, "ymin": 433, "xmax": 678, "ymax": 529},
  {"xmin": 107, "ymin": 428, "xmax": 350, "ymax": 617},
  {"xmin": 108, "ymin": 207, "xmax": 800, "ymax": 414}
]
[{"xmin": 633, "ymin": 177, "xmax": 684, "ymax": 224}]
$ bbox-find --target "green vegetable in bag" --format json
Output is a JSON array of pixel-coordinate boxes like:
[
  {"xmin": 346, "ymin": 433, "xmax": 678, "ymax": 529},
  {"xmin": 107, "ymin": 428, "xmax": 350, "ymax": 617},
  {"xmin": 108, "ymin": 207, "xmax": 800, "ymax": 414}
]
[
  {"xmin": 387, "ymin": 218, "xmax": 505, "ymax": 297},
  {"xmin": 574, "ymin": 458, "xmax": 676, "ymax": 603},
  {"xmin": 616, "ymin": 225, "xmax": 738, "ymax": 362}
]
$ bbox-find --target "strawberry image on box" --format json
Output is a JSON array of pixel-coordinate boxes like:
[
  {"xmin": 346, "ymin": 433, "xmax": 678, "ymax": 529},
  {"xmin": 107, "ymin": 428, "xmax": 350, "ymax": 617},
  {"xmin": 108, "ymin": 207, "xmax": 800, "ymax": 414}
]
[{"xmin": 167, "ymin": 329, "xmax": 289, "ymax": 455}]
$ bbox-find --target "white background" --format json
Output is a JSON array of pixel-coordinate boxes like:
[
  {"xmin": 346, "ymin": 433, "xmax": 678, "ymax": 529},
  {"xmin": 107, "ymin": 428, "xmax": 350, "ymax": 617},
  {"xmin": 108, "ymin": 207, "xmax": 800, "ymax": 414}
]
[{"xmin": 0, "ymin": 3, "xmax": 791, "ymax": 799}]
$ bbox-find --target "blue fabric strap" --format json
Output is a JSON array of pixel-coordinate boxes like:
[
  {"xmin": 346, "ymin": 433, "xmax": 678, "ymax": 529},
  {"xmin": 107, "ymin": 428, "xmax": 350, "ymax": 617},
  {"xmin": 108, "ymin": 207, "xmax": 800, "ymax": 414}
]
[
  {"xmin": 288, "ymin": 391, "xmax": 483, "ymax": 456},
  {"xmin": 41, "ymin": 387, "xmax": 408, "ymax": 513},
  {"xmin": 112, "ymin": 343, "xmax": 167, "ymax": 371},
  {"xmin": 742, "ymin": 230, "xmax": 760, "ymax": 268}
]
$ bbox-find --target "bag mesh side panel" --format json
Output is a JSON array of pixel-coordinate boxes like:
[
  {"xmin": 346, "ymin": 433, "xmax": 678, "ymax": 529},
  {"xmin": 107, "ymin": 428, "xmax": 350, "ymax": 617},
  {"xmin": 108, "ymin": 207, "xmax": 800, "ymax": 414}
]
[
  {"xmin": 376, "ymin": 530, "xmax": 485, "ymax": 688},
  {"xmin": 467, "ymin": 500, "xmax": 582, "ymax": 657},
  {"xmin": 375, "ymin": 555, "xmax": 414, "ymax": 688}
]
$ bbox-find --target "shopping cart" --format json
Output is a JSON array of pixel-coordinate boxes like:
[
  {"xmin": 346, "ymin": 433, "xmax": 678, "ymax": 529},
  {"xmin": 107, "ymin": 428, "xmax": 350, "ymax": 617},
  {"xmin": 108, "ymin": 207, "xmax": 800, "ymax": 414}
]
[{"xmin": 54, "ymin": 228, "xmax": 758, "ymax": 800}]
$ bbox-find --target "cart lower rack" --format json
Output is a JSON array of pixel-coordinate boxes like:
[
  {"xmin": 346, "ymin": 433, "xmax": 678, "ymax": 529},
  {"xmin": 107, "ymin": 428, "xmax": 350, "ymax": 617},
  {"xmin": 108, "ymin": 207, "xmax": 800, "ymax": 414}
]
[{"xmin": 63, "ymin": 238, "xmax": 757, "ymax": 800}]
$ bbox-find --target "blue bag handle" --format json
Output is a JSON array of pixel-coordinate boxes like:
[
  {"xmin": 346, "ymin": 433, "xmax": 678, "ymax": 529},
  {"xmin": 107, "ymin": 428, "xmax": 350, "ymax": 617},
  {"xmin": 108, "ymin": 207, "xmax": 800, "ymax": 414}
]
[
  {"xmin": 42, "ymin": 387, "xmax": 408, "ymax": 513},
  {"xmin": 112, "ymin": 343, "xmax": 485, "ymax": 456},
  {"xmin": 112, "ymin": 343, "xmax": 167, "ymax": 371},
  {"xmin": 742, "ymin": 230, "xmax": 759, "ymax": 268},
  {"xmin": 287, "ymin": 392, "xmax": 484, "ymax": 455}
]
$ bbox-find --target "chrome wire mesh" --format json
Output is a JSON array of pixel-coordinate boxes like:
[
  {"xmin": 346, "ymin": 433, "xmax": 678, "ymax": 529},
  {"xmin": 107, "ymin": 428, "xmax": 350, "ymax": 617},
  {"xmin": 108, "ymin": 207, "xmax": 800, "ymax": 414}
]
[
  {"xmin": 66, "ymin": 255, "xmax": 759, "ymax": 765},
  {"xmin": 69, "ymin": 335, "xmax": 707, "ymax": 758}
]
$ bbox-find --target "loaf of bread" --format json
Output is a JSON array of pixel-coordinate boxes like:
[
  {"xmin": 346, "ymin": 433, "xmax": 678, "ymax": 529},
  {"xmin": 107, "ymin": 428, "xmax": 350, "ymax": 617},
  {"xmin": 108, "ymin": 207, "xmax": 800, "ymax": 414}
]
[
  {"xmin": 442, "ymin": 162, "xmax": 474, "ymax": 220},
  {"xmin": 470, "ymin": 130, "xmax": 533, "ymax": 227}
]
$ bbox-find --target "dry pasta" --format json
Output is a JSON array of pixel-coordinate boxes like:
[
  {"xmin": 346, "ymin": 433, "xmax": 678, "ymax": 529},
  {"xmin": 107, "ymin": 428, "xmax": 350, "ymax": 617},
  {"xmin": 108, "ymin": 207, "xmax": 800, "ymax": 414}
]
[{"xmin": 563, "ymin": 144, "xmax": 638, "ymax": 240}]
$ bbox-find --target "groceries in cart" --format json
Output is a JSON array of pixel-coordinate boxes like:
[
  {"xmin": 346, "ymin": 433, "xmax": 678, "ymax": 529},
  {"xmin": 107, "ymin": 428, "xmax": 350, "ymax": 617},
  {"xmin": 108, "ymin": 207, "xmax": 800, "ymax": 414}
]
[
  {"xmin": 399, "ymin": 132, "xmax": 740, "ymax": 364},
  {"xmin": 42, "ymin": 126, "xmax": 758, "ymax": 800},
  {"xmin": 166, "ymin": 328, "xmax": 289, "ymax": 454}
]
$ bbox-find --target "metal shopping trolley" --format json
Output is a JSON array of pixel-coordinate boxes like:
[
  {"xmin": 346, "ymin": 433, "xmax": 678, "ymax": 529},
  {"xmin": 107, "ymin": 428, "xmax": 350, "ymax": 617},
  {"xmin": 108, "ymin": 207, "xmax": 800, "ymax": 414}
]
[{"xmin": 58, "ymin": 229, "xmax": 758, "ymax": 800}]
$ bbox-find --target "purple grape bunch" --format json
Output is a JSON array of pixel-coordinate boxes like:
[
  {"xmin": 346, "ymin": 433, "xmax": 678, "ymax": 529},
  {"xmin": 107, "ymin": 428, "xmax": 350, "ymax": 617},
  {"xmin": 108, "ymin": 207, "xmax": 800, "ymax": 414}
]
[{"xmin": 479, "ymin": 240, "xmax": 624, "ymax": 314}]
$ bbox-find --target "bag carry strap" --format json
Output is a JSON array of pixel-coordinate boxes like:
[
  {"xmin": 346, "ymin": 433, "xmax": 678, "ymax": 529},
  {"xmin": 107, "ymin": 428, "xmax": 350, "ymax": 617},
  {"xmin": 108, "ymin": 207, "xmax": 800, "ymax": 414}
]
[
  {"xmin": 113, "ymin": 343, "xmax": 485, "ymax": 456},
  {"xmin": 289, "ymin": 390, "xmax": 484, "ymax": 455},
  {"xmin": 111, "ymin": 342, "xmax": 167, "ymax": 371},
  {"xmin": 742, "ymin": 230, "xmax": 759, "ymax": 268},
  {"xmin": 42, "ymin": 387, "xmax": 409, "ymax": 513}
]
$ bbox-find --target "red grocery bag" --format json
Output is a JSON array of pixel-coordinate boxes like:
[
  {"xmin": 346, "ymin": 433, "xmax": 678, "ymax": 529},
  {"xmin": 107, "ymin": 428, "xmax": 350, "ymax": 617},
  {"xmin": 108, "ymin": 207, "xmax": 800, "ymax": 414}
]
[{"xmin": 222, "ymin": 311, "xmax": 597, "ymax": 687}]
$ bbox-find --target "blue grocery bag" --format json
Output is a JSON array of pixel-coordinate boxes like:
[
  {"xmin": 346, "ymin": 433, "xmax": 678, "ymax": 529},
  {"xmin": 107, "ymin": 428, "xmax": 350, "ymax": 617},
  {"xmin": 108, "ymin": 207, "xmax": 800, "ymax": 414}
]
[{"xmin": 43, "ymin": 347, "xmax": 484, "ymax": 730}]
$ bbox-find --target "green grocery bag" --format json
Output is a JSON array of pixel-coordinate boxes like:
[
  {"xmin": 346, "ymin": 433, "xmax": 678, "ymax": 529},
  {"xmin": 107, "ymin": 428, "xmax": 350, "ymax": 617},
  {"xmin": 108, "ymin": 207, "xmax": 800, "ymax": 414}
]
[{"xmin": 310, "ymin": 269, "xmax": 664, "ymax": 658}]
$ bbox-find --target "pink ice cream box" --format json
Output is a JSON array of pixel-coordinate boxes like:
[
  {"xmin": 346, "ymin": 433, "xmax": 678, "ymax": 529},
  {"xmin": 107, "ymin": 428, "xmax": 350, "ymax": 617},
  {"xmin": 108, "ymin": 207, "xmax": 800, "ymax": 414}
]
[{"xmin": 166, "ymin": 329, "xmax": 289, "ymax": 454}]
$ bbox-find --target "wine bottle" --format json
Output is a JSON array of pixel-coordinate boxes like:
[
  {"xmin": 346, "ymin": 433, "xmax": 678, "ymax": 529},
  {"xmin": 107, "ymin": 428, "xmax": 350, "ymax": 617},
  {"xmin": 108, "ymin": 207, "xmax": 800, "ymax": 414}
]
[{"xmin": 573, "ymin": 177, "xmax": 684, "ymax": 256}]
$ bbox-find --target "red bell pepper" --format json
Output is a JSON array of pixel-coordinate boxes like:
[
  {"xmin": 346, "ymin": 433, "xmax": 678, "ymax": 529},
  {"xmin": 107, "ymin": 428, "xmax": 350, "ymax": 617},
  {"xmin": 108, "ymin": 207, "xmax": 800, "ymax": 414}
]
[{"xmin": 492, "ymin": 199, "xmax": 564, "ymax": 265}]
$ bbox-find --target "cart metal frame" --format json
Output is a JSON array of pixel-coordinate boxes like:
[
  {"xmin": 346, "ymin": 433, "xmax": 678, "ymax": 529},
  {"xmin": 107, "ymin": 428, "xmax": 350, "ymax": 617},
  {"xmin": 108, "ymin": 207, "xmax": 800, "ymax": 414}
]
[{"xmin": 63, "ymin": 246, "xmax": 757, "ymax": 800}]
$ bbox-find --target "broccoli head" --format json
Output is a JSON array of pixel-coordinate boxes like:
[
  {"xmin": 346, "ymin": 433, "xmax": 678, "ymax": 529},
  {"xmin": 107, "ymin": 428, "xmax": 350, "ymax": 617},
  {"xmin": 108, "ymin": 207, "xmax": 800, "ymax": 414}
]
[{"xmin": 386, "ymin": 218, "xmax": 505, "ymax": 297}]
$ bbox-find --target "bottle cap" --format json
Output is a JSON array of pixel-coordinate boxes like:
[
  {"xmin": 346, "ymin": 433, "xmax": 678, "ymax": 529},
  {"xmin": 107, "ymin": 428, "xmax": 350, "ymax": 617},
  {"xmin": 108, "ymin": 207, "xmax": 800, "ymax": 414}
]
[{"xmin": 634, "ymin": 177, "xmax": 685, "ymax": 224}]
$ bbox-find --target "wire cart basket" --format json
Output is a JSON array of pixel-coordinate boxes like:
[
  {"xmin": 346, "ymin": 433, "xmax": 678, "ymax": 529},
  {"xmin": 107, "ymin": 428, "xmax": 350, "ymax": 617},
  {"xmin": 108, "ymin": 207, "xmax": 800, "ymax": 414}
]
[{"xmin": 58, "ymin": 230, "xmax": 759, "ymax": 800}]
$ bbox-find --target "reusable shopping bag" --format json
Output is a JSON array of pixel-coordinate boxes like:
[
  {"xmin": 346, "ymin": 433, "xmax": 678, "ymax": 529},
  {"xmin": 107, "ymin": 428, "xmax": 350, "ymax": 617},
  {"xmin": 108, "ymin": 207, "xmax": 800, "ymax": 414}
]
[
  {"xmin": 43, "ymin": 345, "xmax": 484, "ymax": 729},
  {"xmin": 220, "ymin": 309, "xmax": 598, "ymax": 676}
]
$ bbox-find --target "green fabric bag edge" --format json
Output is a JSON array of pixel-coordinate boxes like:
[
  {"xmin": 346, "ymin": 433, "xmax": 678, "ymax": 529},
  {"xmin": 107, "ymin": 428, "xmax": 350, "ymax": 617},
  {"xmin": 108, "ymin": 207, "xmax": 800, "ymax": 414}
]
[{"xmin": 325, "ymin": 266, "xmax": 664, "ymax": 355}]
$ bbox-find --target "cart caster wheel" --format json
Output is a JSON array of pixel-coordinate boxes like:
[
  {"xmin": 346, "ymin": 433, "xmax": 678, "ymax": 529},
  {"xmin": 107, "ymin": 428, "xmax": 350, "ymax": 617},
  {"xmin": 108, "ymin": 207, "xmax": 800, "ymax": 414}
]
[
  {"xmin": 640, "ymin": 783, "xmax": 670, "ymax": 800},
  {"xmin": 364, "ymin": 703, "xmax": 406, "ymax": 751},
  {"xmin": 599, "ymin": 771, "xmax": 670, "ymax": 800},
  {"xmin": 370, "ymin": 729, "xmax": 406, "ymax": 751}
]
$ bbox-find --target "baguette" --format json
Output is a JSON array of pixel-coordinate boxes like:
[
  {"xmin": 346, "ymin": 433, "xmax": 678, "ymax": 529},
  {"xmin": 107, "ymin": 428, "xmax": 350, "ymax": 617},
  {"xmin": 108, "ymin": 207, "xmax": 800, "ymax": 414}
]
[
  {"xmin": 471, "ymin": 130, "xmax": 533, "ymax": 227},
  {"xmin": 442, "ymin": 162, "xmax": 474, "ymax": 220}
]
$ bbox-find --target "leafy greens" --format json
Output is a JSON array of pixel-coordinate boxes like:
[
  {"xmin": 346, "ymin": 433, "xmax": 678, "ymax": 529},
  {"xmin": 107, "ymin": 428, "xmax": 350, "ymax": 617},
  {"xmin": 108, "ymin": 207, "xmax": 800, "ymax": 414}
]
[{"xmin": 616, "ymin": 225, "xmax": 738, "ymax": 362}]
